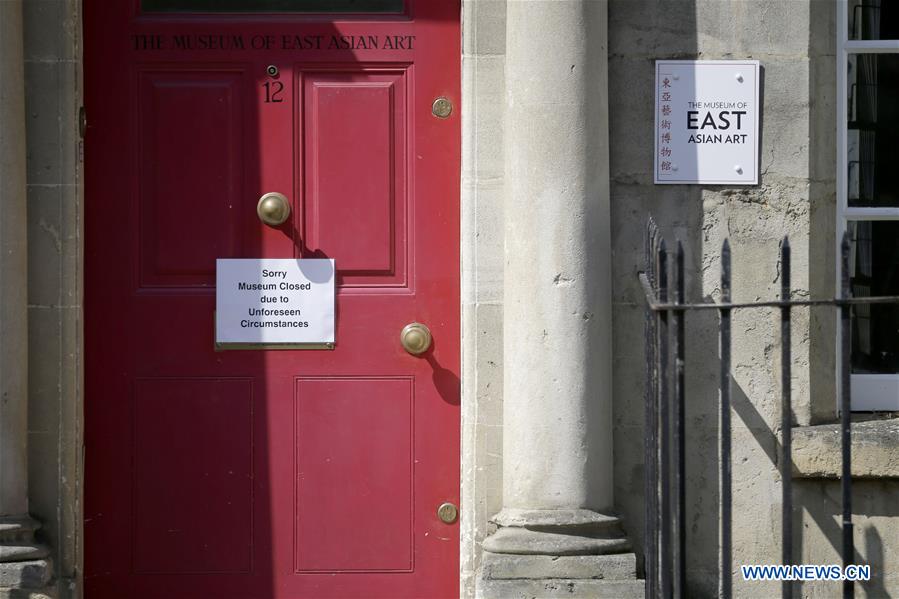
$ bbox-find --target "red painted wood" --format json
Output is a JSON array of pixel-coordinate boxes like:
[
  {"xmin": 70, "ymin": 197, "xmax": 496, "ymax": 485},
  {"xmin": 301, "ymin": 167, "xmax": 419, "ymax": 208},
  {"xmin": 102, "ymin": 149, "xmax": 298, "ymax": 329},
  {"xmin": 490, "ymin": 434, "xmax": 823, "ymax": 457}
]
[
  {"xmin": 294, "ymin": 377, "xmax": 414, "ymax": 573},
  {"xmin": 84, "ymin": 3, "xmax": 460, "ymax": 598}
]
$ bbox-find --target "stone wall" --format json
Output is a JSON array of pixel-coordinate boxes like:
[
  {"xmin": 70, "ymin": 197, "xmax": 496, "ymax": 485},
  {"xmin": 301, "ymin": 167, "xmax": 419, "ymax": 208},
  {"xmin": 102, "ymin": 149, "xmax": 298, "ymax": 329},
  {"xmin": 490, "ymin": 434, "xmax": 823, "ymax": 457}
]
[
  {"xmin": 460, "ymin": 1, "xmax": 506, "ymax": 596},
  {"xmin": 23, "ymin": 0, "xmax": 83, "ymax": 596},
  {"xmin": 609, "ymin": 1, "xmax": 899, "ymax": 597}
]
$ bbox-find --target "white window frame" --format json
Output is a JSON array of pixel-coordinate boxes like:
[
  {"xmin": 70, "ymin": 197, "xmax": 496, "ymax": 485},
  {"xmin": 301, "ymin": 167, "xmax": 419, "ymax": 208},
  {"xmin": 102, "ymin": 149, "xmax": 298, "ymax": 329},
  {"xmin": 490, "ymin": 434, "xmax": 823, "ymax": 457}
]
[{"xmin": 837, "ymin": 0, "xmax": 899, "ymax": 410}]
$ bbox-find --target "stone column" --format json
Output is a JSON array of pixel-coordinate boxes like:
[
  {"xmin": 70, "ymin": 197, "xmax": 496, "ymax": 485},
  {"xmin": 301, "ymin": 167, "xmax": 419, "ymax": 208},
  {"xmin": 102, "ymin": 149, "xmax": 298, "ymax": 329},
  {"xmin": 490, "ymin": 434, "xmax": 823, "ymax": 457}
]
[
  {"xmin": 0, "ymin": 1, "xmax": 52, "ymax": 594},
  {"xmin": 477, "ymin": 2, "xmax": 641, "ymax": 596}
]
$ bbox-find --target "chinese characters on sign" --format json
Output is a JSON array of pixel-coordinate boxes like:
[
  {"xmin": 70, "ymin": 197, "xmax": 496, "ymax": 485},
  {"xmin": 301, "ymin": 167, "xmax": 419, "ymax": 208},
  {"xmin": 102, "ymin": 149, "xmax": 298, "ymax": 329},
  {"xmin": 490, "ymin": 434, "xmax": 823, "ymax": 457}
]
[{"xmin": 654, "ymin": 60, "xmax": 760, "ymax": 185}]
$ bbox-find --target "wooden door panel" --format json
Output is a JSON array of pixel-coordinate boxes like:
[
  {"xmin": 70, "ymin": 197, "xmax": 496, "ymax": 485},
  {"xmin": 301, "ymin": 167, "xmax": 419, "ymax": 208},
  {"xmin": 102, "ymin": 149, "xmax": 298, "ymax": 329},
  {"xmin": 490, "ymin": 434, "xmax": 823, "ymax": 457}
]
[
  {"xmin": 132, "ymin": 378, "xmax": 254, "ymax": 574},
  {"xmin": 294, "ymin": 377, "xmax": 413, "ymax": 573},
  {"xmin": 301, "ymin": 70, "xmax": 408, "ymax": 286},
  {"xmin": 137, "ymin": 69, "xmax": 248, "ymax": 288}
]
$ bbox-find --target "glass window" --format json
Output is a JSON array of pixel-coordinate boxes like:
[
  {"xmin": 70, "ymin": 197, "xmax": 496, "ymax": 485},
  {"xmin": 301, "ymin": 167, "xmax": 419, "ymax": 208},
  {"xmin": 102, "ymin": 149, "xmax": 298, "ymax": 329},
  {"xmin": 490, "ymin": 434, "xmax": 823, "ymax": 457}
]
[
  {"xmin": 847, "ymin": 54, "xmax": 899, "ymax": 207},
  {"xmin": 142, "ymin": 0, "xmax": 403, "ymax": 13},
  {"xmin": 849, "ymin": 0, "xmax": 899, "ymax": 39},
  {"xmin": 849, "ymin": 220, "xmax": 899, "ymax": 374},
  {"xmin": 840, "ymin": 0, "xmax": 899, "ymax": 409}
]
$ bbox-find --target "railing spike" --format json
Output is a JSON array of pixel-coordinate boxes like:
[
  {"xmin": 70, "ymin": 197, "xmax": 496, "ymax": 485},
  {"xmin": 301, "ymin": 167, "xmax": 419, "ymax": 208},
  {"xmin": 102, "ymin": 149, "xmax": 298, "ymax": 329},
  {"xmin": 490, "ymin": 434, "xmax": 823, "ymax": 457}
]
[
  {"xmin": 657, "ymin": 238, "xmax": 671, "ymax": 599},
  {"xmin": 720, "ymin": 236, "xmax": 732, "ymax": 599},
  {"xmin": 674, "ymin": 238, "xmax": 686, "ymax": 598},
  {"xmin": 840, "ymin": 227, "xmax": 853, "ymax": 599},
  {"xmin": 780, "ymin": 238, "xmax": 793, "ymax": 599}
]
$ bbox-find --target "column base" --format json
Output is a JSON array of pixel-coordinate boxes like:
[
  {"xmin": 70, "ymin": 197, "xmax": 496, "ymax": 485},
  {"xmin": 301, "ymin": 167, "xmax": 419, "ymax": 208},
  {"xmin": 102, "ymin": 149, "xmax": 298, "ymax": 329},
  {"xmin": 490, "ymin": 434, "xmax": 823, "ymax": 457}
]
[
  {"xmin": 477, "ymin": 509, "xmax": 643, "ymax": 599},
  {"xmin": 0, "ymin": 517, "xmax": 53, "ymax": 598},
  {"xmin": 482, "ymin": 508, "xmax": 632, "ymax": 555}
]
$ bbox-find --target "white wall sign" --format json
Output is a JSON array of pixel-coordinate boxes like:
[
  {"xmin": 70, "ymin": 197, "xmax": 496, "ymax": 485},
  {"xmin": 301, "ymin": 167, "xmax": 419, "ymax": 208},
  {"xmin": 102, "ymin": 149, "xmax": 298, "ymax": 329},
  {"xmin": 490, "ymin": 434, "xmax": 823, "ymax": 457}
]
[
  {"xmin": 215, "ymin": 258, "xmax": 335, "ymax": 347},
  {"xmin": 654, "ymin": 60, "xmax": 760, "ymax": 185}
]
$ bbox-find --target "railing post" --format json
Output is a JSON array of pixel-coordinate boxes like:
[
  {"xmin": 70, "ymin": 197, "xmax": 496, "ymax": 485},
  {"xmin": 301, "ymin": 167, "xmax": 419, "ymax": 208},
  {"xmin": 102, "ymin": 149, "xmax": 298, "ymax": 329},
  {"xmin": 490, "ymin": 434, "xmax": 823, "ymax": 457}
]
[
  {"xmin": 840, "ymin": 232, "xmax": 854, "ymax": 599},
  {"xmin": 658, "ymin": 240, "xmax": 671, "ymax": 599},
  {"xmin": 780, "ymin": 238, "xmax": 793, "ymax": 599},
  {"xmin": 644, "ymin": 221, "xmax": 659, "ymax": 599},
  {"xmin": 674, "ymin": 241, "xmax": 686, "ymax": 599},
  {"xmin": 720, "ymin": 240, "xmax": 733, "ymax": 599}
]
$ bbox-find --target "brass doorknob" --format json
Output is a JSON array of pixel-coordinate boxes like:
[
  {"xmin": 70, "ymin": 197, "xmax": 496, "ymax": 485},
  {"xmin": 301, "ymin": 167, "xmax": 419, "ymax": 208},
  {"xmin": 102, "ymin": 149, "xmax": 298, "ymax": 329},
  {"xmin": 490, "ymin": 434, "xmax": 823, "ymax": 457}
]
[
  {"xmin": 400, "ymin": 322, "xmax": 432, "ymax": 355},
  {"xmin": 257, "ymin": 192, "xmax": 291, "ymax": 226},
  {"xmin": 437, "ymin": 502, "xmax": 458, "ymax": 524}
]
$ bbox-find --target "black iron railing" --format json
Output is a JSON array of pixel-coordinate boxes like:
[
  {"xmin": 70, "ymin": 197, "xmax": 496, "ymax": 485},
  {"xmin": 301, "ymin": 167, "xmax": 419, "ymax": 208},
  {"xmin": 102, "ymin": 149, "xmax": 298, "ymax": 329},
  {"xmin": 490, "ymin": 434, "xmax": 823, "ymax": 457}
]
[{"xmin": 640, "ymin": 218, "xmax": 899, "ymax": 599}]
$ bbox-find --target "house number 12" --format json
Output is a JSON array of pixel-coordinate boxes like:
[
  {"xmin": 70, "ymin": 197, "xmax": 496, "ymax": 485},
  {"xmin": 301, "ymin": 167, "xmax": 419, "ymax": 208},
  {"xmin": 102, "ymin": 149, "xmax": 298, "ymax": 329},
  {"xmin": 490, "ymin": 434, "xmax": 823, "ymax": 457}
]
[{"xmin": 263, "ymin": 81, "xmax": 284, "ymax": 103}]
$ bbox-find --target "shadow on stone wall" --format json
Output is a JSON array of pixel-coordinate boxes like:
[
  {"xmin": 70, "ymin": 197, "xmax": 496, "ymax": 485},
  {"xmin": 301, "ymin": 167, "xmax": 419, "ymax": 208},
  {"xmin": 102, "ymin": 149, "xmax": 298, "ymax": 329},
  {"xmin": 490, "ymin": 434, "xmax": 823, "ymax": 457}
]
[
  {"xmin": 795, "ymin": 480, "xmax": 899, "ymax": 597},
  {"xmin": 610, "ymin": 1, "xmax": 846, "ymax": 597},
  {"xmin": 608, "ymin": 0, "xmax": 705, "ymax": 592}
]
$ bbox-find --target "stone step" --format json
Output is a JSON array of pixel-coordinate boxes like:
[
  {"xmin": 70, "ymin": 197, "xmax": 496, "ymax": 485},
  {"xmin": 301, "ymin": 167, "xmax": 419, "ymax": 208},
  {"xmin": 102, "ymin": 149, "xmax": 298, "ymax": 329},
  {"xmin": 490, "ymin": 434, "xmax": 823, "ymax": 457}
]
[
  {"xmin": 0, "ymin": 520, "xmax": 39, "ymax": 545},
  {"xmin": 0, "ymin": 547, "xmax": 49, "ymax": 563},
  {"xmin": 0, "ymin": 589, "xmax": 54, "ymax": 599},
  {"xmin": 0, "ymin": 560, "xmax": 52, "ymax": 590},
  {"xmin": 480, "ymin": 552, "xmax": 637, "ymax": 580},
  {"xmin": 478, "ymin": 578, "xmax": 645, "ymax": 598}
]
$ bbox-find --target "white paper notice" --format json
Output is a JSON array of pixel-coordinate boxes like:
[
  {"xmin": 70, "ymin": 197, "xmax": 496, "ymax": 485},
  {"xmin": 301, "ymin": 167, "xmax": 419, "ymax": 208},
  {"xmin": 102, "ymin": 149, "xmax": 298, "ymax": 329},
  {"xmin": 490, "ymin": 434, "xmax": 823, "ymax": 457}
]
[
  {"xmin": 215, "ymin": 259, "xmax": 335, "ymax": 345},
  {"xmin": 654, "ymin": 60, "xmax": 760, "ymax": 185}
]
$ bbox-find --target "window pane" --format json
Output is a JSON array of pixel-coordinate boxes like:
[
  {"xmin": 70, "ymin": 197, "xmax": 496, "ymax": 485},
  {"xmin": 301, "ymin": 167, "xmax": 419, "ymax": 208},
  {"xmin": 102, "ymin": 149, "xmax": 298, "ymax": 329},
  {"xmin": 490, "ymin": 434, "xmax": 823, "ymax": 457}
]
[
  {"xmin": 847, "ymin": 54, "xmax": 899, "ymax": 207},
  {"xmin": 849, "ymin": 220, "xmax": 899, "ymax": 374},
  {"xmin": 142, "ymin": 0, "xmax": 403, "ymax": 13},
  {"xmin": 849, "ymin": 0, "xmax": 899, "ymax": 39}
]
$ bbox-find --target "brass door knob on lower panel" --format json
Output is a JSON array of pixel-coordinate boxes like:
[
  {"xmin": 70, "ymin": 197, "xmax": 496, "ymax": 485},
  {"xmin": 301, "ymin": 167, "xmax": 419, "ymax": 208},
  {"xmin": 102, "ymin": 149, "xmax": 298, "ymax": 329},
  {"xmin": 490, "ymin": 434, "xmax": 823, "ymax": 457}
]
[
  {"xmin": 400, "ymin": 322, "xmax": 432, "ymax": 355},
  {"xmin": 257, "ymin": 192, "xmax": 291, "ymax": 226},
  {"xmin": 437, "ymin": 502, "xmax": 458, "ymax": 524},
  {"xmin": 432, "ymin": 97, "xmax": 453, "ymax": 119}
]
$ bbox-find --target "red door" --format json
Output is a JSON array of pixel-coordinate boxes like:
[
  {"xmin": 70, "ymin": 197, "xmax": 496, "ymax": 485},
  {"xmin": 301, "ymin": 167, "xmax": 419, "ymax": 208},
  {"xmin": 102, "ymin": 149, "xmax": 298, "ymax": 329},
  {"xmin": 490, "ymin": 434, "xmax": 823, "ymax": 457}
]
[{"xmin": 84, "ymin": 2, "xmax": 460, "ymax": 598}]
